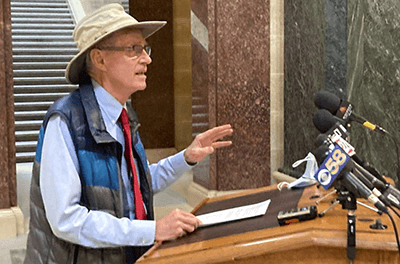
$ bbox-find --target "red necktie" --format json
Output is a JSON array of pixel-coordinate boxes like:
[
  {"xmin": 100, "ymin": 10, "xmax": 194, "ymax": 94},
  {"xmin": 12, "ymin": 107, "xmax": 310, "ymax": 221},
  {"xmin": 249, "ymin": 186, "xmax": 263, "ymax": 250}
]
[{"xmin": 119, "ymin": 108, "xmax": 147, "ymax": 220}]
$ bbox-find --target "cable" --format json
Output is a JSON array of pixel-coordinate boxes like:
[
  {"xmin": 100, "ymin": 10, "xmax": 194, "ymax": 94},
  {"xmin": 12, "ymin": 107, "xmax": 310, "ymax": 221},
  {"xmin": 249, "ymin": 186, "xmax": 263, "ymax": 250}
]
[
  {"xmin": 387, "ymin": 211, "xmax": 400, "ymax": 258},
  {"xmin": 390, "ymin": 206, "xmax": 400, "ymax": 219},
  {"xmin": 382, "ymin": 131, "xmax": 400, "ymax": 189}
]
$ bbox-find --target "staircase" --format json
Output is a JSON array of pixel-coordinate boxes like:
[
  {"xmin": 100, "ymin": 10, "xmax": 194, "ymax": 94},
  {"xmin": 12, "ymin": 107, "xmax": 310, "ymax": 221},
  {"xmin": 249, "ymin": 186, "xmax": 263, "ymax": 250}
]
[
  {"xmin": 11, "ymin": 0, "xmax": 78, "ymax": 163},
  {"xmin": 11, "ymin": 0, "xmax": 129, "ymax": 163}
]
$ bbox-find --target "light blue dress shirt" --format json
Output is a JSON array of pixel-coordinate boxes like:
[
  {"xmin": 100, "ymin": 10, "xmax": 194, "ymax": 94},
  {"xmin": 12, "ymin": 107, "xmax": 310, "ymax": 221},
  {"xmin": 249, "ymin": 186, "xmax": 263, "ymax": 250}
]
[{"xmin": 40, "ymin": 80, "xmax": 193, "ymax": 248}]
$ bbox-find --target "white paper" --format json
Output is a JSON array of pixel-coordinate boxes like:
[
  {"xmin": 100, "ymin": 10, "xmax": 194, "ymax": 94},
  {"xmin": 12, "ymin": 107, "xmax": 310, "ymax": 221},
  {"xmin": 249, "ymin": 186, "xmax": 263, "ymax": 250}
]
[{"xmin": 196, "ymin": 199, "xmax": 271, "ymax": 227}]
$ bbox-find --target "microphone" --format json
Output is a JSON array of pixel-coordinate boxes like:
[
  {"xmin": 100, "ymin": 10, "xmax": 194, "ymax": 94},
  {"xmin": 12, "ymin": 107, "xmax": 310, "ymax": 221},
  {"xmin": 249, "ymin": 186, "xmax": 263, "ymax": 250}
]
[
  {"xmin": 350, "ymin": 154, "xmax": 387, "ymax": 184},
  {"xmin": 313, "ymin": 109, "xmax": 387, "ymax": 183},
  {"xmin": 313, "ymin": 112, "xmax": 355, "ymax": 157},
  {"xmin": 314, "ymin": 90, "xmax": 388, "ymax": 134},
  {"xmin": 341, "ymin": 172, "xmax": 388, "ymax": 214},
  {"xmin": 352, "ymin": 167, "xmax": 391, "ymax": 208},
  {"xmin": 313, "ymin": 126, "xmax": 393, "ymax": 208},
  {"xmin": 354, "ymin": 159, "xmax": 400, "ymax": 209},
  {"xmin": 314, "ymin": 144, "xmax": 388, "ymax": 214},
  {"xmin": 313, "ymin": 108, "xmax": 346, "ymax": 134},
  {"xmin": 352, "ymin": 161, "xmax": 386, "ymax": 191}
]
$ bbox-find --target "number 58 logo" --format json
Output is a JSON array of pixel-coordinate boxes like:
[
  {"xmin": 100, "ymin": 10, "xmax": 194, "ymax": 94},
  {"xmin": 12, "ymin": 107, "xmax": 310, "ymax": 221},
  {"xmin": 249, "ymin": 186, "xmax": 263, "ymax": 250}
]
[{"xmin": 314, "ymin": 145, "xmax": 349, "ymax": 190}]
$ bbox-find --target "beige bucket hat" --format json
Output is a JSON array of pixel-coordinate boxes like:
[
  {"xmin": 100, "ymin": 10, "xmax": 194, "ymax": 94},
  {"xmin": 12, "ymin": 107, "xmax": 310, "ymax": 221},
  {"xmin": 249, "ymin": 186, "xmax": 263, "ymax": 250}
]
[{"xmin": 65, "ymin": 3, "xmax": 166, "ymax": 84}]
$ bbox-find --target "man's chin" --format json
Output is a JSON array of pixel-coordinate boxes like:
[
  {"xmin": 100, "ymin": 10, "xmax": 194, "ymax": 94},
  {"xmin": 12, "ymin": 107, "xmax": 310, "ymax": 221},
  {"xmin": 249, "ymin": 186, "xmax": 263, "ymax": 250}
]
[
  {"xmin": 132, "ymin": 84, "xmax": 147, "ymax": 93},
  {"xmin": 137, "ymin": 84, "xmax": 147, "ymax": 91}
]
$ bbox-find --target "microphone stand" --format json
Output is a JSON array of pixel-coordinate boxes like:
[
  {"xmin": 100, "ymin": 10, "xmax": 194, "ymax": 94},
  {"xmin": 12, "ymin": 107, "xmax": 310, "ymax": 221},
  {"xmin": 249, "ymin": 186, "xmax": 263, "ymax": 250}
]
[
  {"xmin": 315, "ymin": 187, "xmax": 358, "ymax": 263},
  {"xmin": 338, "ymin": 189, "xmax": 357, "ymax": 264},
  {"xmin": 347, "ymin": 210, "xmax": 356, "ymax": 263}
]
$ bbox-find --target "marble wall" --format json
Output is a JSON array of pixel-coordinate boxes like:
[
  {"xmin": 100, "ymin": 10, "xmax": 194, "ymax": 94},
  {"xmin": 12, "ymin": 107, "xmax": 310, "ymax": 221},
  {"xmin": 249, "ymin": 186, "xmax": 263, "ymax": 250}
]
[
  {"xmin": 284, "ymin": 0, "xmax": 400, "ymax": 185},
  {"xmin": 0, "ymin": 0, "xmax": 16, "ymax": 209},
  {"xmin": 347, "ymin": 0, "xmax": 400, "ymax": 184},
  {"xmin": 192, "ymin": 0, "xmax": 271, "ymax": 190},
  {"xmin": 284, "ymin": 0, "xmax": 325, "ymax": 168}
]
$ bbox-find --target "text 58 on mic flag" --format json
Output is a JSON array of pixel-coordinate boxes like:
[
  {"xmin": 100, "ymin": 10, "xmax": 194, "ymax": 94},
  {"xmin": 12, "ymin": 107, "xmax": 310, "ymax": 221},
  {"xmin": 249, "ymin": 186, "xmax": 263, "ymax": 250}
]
[{"xmin": 314, "ymin": 145, "xmax": 351, "ymax": 189}]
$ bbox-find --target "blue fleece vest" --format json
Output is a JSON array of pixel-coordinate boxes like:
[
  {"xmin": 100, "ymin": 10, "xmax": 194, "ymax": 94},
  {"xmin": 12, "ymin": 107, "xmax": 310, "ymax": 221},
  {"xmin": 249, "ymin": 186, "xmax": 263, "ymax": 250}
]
[{"xmin": 25, "ymin": 83, "xmax": 154, "ymax": 264}]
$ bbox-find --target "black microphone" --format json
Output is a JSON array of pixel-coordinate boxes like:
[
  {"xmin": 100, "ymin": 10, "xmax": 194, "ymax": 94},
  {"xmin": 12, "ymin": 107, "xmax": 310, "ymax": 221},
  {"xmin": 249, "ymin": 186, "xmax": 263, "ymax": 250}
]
[
  {"xmin": 384, "ymin": 184, "xmax": 400, "ymax": 210},
  {"xmin": 315, "ymin": 132, "xmax": 391, "ymax": 208},
  {"xmin": 352, "ymin": 161, "xmax": 386, "ymax": 190},
  {"xmin": 314, "ymin": 90, "xmax": 388, "ymax": 134},
  {"xmin": 355, "ymin": 159, "xmax": 400, "ymax": 210},
  {"xmin": 341, "ymin": 172, "xmax": 388, "ymax": 214},
  {"xmin": 313, "ymin": 108, "xmax": 346, "ymax": 134},
  {"xmin": 350, "ymin": 154, "xmax": 387, "ymax": 184},
  {"xmin": 313, "ymin": 109, "xmax": 388, "ymax": 183},
  {"xmin": 313, "ymin": 121, "xmax": 393, "ymax": 209},
  {"xmin": 352, "ymin": 167, "xmax": 391, "ymax": 208},
  {"xmin": 313, "ymin": 144, "xmax": 331, "ymax": 165},
  {"xmin": 314, "ymin": 144, "xmax": 388, "ymax": 214},
  {"xmin": 314, "ymin": 138, "xmax": 391, "ymax": 208}
]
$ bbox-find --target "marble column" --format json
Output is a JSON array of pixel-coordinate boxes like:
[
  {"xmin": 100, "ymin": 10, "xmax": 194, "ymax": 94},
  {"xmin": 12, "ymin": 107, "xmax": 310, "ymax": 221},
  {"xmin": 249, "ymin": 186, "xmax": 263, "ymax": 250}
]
[
  {"xmin": 192, "ymin": 0, "xmax": 271, "ymax": 191},
  {"xmin": 0, "ymin": 0, "xmax": 16, "ymax": 210},
  {"xmin": 283, "ymin": 0, "xmax": 326, "ymax": 169},
  {"xmin": 0, "ymin": 0, "xmax": 24, "ymax": 240},
  {"xmin": 325, "ymin": 0, "xmax": 347, "ymax": 97}
]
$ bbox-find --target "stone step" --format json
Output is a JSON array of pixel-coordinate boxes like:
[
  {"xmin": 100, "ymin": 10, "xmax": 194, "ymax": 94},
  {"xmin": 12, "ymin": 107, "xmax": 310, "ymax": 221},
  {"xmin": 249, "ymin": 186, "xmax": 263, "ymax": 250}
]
[
  {"xmin": 15, "ymin": 120, "xmax": 43, "ymax": 132},
  {"xmin": 13, "ymin": 84, "xmax": 77, "ymax": 93},
  {"xmin": 13, "ymin": 61, "xmax": 69, "ymax": 70},
  {"xmin": 14, "ymin": 76, "xmax": 69, "ymax": 86},
  {"xmin": 14, "ymin": 101, "xmax": 54, "ymax": 112},
  {"xmin": 14, "ymin": 93, "xmax": 68, "ymax": 102}
]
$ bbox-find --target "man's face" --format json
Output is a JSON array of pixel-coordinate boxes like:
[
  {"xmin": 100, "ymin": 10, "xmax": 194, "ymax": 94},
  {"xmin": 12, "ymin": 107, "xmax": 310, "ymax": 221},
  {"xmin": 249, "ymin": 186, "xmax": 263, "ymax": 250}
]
[{"xmin": 100, "ymin": 30, "xmax": 152, "ymax": 97}]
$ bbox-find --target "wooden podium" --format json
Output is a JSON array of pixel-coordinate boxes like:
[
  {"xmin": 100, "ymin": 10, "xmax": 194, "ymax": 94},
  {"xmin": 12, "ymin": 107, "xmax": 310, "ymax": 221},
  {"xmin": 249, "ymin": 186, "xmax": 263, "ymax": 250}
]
[{"xmin": 137, "ymin": 184, "xmax": 400, "ymax": 264}]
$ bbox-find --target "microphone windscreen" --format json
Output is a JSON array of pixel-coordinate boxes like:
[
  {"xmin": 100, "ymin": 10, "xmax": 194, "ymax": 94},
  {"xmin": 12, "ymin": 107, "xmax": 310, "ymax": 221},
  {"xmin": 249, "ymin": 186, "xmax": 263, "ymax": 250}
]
[
  {"xmin": 314, "ymin": 145, "xmax": 330, "ymax": 165},
  {"xmin": 313, "ymin": 109, "xmax": 337, "ymax": 133},
  {"xmin": 314, "ymin": 90, "xmax": 341, "ymax": 114},
  {"xmin": 315, "ymin": 133, "xmax": 329, "ymax": 147}
]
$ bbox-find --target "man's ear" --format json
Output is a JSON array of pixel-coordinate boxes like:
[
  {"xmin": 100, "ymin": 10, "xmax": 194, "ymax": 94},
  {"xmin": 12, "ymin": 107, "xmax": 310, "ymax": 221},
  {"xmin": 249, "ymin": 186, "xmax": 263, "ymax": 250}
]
[{"xmin": 90, "ymin": 48, "xmax": 107, "ymax": 72}]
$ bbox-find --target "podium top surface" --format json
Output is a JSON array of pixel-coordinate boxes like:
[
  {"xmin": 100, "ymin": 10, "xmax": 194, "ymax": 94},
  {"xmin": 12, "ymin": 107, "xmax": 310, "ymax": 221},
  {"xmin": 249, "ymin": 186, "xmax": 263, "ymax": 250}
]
[
  {"xmin": 138, "ymin": 184, "xmax": 400, "ymax": 264},
  {"xmin": 159, "ymin": 185, "xmax": 304, "ymax": 249}
]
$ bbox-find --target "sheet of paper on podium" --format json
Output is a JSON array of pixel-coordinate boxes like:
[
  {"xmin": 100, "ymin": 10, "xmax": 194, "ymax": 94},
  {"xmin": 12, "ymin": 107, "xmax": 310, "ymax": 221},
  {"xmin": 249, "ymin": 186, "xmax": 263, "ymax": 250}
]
[{"xmin": 197, "ymin": 199, "xmax": 271, "ymax": 227}]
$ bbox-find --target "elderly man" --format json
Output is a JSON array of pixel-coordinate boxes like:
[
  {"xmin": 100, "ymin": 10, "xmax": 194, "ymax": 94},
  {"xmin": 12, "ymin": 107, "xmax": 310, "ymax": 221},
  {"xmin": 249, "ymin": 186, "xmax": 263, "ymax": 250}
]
[{"xmin": 24, "ymin": 4, "xmax": 233, "ymax": 264}]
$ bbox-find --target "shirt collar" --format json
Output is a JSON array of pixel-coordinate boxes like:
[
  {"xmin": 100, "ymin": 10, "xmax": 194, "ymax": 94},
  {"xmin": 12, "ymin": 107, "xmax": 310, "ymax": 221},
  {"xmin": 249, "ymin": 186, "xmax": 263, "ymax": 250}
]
[{"xmin": 92, "ymin": 79, "xmax": 124, "ymax": 126}]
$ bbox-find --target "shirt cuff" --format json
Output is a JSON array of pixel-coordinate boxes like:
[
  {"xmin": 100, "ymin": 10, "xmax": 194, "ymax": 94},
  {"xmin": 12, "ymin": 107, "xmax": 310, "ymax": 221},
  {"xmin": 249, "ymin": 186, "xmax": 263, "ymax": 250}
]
[
  {"xmin": 132, "ymin": 220, "xmax": 156, "ymax": 246},
  {"xmin": 170, "ymin": 150, "xmax": 196, "ymax": 170}
]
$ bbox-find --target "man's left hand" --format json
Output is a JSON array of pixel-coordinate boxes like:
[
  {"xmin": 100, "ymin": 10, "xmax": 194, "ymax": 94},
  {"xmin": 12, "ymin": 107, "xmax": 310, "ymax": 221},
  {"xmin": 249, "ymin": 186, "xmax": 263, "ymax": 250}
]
[{"xmin": 184, "ymin": 124, "xmax": 233, "ymax": 164}]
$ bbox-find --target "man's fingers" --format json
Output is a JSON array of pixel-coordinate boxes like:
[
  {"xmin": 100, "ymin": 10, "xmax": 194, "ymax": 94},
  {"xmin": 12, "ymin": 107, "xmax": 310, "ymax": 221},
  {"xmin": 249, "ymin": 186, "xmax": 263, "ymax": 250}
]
[
  {"xmin": 180, "ymin": 222, "xmax": 196, "ymax": 233},
  {"xmin": 177, "ymin": 210, "xmax": 202, "ymax": 228},
  {"xmin": 174, "ymin": 212, "xmax": 200, "ymax": 236},
  {"xmin": 211, "ymin": 141, "xmax": 232, "ymax": 149},
  {"xmin": 172, "ymin": 209, "xmax": 201, "ymax": 228},
  {"xmin": 199, "ymin": 124, "xmax": 233, "ymax": 142},
  {"xmin": 155, "ymin": 209, "xmax": 202, "ymax": 241},
  {"xmin": 209, "ymin": 129, "xmax": 233, "ymax": 142}
]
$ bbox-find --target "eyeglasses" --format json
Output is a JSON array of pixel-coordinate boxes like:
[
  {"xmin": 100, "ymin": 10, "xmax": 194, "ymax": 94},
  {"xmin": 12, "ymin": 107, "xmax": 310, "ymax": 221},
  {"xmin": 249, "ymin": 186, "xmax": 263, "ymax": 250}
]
[{"xmin": 97, "ymin": 44, "xmax": 151, "ymax": 57}]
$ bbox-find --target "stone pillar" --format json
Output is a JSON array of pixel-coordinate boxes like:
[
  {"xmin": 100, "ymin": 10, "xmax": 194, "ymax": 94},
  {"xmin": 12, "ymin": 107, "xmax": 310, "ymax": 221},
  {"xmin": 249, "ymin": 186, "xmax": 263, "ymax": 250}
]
[
  {"xmin": 0, "ymin": 0, "xmax": 24, "ymax": 239},
  {"xmin": 283, "ymin": 0, "xmax": 325, "ymax": 168},
  {"xmin": 191, "ymin": 0, "xmax": 271, "ymax": 191},
  {"xmin": 0, "ymin": 0, "xmax": 16, "ymax": 210}
]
